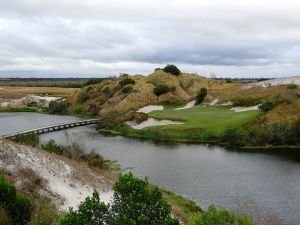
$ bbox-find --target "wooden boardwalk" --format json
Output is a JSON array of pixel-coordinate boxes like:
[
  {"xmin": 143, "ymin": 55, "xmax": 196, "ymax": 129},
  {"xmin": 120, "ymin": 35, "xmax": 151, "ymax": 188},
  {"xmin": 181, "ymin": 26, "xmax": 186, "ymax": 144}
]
[{"xmin": 1, "ymin": 119, "xmax": 100, "ymax": 139}]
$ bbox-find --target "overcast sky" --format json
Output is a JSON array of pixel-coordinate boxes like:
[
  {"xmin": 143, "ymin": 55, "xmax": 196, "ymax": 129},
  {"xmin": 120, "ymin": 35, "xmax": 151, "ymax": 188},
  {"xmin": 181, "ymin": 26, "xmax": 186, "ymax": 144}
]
[{"xmin": 0, "ymin": 0, "xmax": 300, "ymax": 78}]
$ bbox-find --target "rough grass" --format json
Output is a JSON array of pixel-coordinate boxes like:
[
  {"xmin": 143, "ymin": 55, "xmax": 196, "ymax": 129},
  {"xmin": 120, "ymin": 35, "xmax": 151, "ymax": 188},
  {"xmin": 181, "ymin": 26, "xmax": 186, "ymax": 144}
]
[
  {"xmin": 161, "ymin": 189, "xmax": 202, "ymax": 225},
  {"xmin": 0, "ymin": 86, "xmax": 78, "ymax": 99}
]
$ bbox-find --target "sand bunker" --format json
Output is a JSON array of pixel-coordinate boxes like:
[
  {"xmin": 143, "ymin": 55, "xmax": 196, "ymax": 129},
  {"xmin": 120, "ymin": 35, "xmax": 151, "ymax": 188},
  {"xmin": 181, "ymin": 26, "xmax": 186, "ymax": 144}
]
[
  {"xmin": 137, "ymin": 105, "xmax": 164, "ymax": 114},
  {"xmin": 126, "ymin": 118, "xmax": 184, "ymax": 129},
  {"xmin": 175, "ymin": 100, "xmax": 196, "ymax": 110},
  {"xmin": 230, "ymin": 105, "xmax": 260, "ymax": 112}
]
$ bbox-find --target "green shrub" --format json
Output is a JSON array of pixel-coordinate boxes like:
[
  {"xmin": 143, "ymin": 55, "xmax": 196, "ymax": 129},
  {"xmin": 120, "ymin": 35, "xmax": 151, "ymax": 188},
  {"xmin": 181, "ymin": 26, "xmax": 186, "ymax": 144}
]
[
  {"xmin": 192, "ymin": 206, "xmax": 254, "ymax": 225},
  {"xmin": 121, "ymin": 84, "xmax": 133, "ymax": 94},
  {"xmin": 287, "ymin": 83, "xmax": 298, "ymax": 89},
  {"xmin": 119, "ymin": 77, "xmax": 135, "ymax": 87},
  {"xmin": 0, "ymin": 207, "xmax": 11, "ymax": 225},
  {"xmin": 153, "ymin": 84, "xmax": 170, "ymax": 96},
  {"xmin": 67, "ymin": 104, "xmax": 88, "ymax": 116},
  {"xmin": 163, "ymin": 64, "xmax": 181, "ymax": 76},
  {"xmin": 27, "ymin": 195, "xmax": 60, "ymax": 225},
  {"xmin": 132, "ymin": 112, "xmax": 149, "ymax": 123},
  {"xmin": 48, "ymin": 100, "xmax": 70, "ymax": 114},
  {"xmin": 59, "ymin": 172, "xmax": 179, "ymax": 225},
  {"xmin": 232, "ymin": 97, "xmax": 261, "ymax": 106},
  {"xmin": 76, "ymin": 89, "xmax": 88, "ymax": 104},
  {"xmin": 195, "ymin": 88, "xmax": 207, "ymax": 105},
  {"xmin": 220, "ymin": 128, "xmax": 245, "ymax": 146},
  {"xmin": 41, "ymin": 139, "xmax": 64, "ymax": 155},
  {"xmin": 0, "ymin": 176, "xmax": 32, "ymax": 225},
  {"xmin": 259, "ymin": 101, "xmax": 274, "ymax": 112},
  {"xmin": 13, "ymin": 134, "xmax": 39, "ymax": 147}
]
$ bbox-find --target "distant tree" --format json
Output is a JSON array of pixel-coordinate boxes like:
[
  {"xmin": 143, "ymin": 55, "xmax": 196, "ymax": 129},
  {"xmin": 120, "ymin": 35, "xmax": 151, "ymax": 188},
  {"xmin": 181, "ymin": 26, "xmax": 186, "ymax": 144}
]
[
  {"xmin": 153, "ymin": 84, "xmax": 170, "ymax": 96},
  {"xmin": 163, "ymin": 65, "xmax": 181, "ymax": 76},
  {"xmin": 195, "ymin": 88, "xmax": 207, "ymax": 105}
]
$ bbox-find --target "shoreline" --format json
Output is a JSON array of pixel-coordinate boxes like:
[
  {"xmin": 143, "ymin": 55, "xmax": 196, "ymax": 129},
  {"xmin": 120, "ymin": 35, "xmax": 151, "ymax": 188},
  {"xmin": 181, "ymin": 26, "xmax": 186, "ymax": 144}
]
[{"xmin": 98, "ymin": 128, "xmax": 300, "ymax": 150}]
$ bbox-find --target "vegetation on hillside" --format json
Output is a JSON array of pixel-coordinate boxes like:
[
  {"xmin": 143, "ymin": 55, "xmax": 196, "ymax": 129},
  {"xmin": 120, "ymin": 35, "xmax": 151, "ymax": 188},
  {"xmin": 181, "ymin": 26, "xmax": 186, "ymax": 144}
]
[
  {"xmin": 0, "ymin": 175, "xmax": 59, "ymax": 225},
  {"xmin": 163, "ymin": 64, "xmax": 181, "ymax": 76}
]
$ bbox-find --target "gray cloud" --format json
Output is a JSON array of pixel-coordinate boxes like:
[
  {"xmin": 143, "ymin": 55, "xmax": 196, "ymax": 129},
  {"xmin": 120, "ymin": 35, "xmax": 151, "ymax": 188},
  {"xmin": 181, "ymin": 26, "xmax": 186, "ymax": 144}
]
[{"xmin": 0, "ymin": 0, "xmax": 300, "ymax": 77}]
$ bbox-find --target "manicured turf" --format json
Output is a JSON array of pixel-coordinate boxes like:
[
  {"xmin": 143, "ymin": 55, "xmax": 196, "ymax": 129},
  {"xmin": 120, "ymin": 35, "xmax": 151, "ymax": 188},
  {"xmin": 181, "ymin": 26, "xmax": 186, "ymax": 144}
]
[{"xmin": 148, "ymin": 106, "xmax": 260, "ymax": 137}]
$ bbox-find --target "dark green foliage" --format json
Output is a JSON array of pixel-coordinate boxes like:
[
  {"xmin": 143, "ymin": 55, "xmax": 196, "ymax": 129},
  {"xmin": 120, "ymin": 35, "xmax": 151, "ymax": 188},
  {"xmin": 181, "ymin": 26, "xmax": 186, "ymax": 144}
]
[
  {"xmin": 195, "ymin": 88, "xmax": 207, "ymax": 105},
  {"xmin": 76, "ymin": 89, "xmax": 89, "ymax": 103},
  {"xmin": 192, "ymin": 206, "xmax": 254, "ymax": 225},
  {"xmin": 0, "ymin": 176, "xmax": 32, "ymax": 225},
  {"xmin": 41, "ymin": 139, "xmax": 64, "ymax": 155},
  {"xmin": 220, "ymin": 128, "xmax": 244, "ymax": 146},
  {"xmin": 13, "ymin": 134, "xmax": 39, "ymax": 147},
  {"xmin": 111, "ymin": 172, "xmax": 179, "ymax": 225},
  {"xmin": 121, "ymin": 85, "xmax": 133, "ymax": 94},
  {"xmin": 153, "ymin": 84, "xmax": 170, "ymax": 96},
  {"xmin": 163, "ymin": 65, "xmax": 181, "ymax": 76},
  {"xmin": 48, "ymin": 100, "xmax": 70, "ymax": 114},
  {"xmin": 85, "ymin": 78, "xmax": 107, "ymax": 86},
  {"xmin": 232, "ymin": 97, "xmax": 261, "ymax": 107},
  {"xmin": 67, "ymin": 104, "xmax": 88, "ymax": 116},
  {"xmin": 259, "ymin": 101, "xmax": 274, "ymax": 112},
  {"xmin": 59, "ymin": 190, "xmax": 109, "ymax": 225},
  {"xmin": 59, "ymin": 172, "xmax": 179, "ymax": 225},
  {"xmin": 119, "ymin": 78, "xmax": 135, "ymax": 87},
  {"xmin": 287, "ymin": 83, "xmax": 298, "ymax": 89}
]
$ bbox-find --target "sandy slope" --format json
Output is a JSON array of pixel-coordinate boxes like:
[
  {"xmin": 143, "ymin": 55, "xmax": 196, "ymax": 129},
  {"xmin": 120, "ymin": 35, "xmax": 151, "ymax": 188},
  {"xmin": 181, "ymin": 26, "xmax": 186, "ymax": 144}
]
[
  {"xmin": 0, "ymin": 140, "xmax": 114, "ymax": 210},
  {"xmin": 246, "ymin": 76, "xmax": 300, "ymax": 88}
]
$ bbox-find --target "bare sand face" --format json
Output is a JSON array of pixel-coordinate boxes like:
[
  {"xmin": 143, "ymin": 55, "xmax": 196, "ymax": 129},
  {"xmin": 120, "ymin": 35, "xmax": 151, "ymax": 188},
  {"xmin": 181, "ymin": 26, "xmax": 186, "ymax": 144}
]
[
  {"xmin": 230, "ymin": 105, "xmax": 260, "ymax": 112},
  {"xmin": 246, "ymin": 76, "xmax": 300, "ymax": 88},
  {"xmin": 0, "ymin": 140, "xmax": 113, "ymax": 210},
  {"xmin": 126, "ymin": 118, "xmax": 183, "ymax": 129},
  {"xmin": 136, "ymin": 105, "xmax": 164, "ymax": 114},
  {"xmin": 175, "ymin": 100, "xmax": 196, "ymax": 110}
]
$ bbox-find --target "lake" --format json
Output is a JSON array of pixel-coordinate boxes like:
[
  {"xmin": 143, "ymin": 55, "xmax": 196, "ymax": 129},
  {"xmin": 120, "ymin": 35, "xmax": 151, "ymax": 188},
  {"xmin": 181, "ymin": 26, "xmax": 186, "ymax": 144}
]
[{"xmin": 1, "ymin": 112, "xmax": 300, "ymax": 225}]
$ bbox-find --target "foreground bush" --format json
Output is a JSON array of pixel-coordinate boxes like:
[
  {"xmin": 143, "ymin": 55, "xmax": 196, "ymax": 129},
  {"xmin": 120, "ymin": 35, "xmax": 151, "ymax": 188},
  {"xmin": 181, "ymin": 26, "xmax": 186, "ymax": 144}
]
[
  {"xmin": 192, "ymin": 206, "xmax": 254, "ymax": 225},
  {"xmin": 59, "ymin": 172, "xmax": 179, "ymax": 225},
  {"xmin": 163, "ymin": 64, "xmax": 181, "ymax": 76},
  {"xmin": 0, "ymin": 176, "xmax": 31, "ymax": 225}
]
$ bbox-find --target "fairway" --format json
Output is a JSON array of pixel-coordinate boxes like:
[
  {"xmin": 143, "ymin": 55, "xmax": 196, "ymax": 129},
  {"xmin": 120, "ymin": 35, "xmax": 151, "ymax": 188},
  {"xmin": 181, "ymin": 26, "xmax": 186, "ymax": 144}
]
[{"xmin": 148, "ymin": 106, "xmax": 260, "ymax": 136}]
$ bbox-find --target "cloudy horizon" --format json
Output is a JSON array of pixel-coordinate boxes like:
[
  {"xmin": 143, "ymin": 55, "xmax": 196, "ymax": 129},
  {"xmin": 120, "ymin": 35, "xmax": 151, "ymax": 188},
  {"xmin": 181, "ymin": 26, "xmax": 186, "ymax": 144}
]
[{"xmin": 1, "ymin": 0, "xmax": 300, "ymax": 78}]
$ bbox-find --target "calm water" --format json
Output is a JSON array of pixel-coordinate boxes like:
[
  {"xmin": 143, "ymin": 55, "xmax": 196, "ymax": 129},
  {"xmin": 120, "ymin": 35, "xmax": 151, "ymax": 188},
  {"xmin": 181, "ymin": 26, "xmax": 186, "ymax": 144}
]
[{"xmin": 1, "ymin": 113, "xmax": 300, "ymax": 225}]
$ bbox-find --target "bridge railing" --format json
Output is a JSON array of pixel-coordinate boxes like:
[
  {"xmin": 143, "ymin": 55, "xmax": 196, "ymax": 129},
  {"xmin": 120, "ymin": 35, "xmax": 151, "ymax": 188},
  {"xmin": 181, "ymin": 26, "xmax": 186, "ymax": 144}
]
[{"xmin": 0, "ymin": 119, "xmax": 100, "ymax": 139}]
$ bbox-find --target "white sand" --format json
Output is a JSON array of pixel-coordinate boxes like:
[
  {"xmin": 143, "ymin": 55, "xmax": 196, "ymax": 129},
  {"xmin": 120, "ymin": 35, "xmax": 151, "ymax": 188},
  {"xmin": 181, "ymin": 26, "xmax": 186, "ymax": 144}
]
[
  {"xmin": 136, "ymin": 105, "xmax": 164, "ymax": 114},
  {"xmin": 230, "ymin": 105, "xmax": 260, "ymax": 112},
  {"xmin": 126, "ymin": 118, "xmax": 184, "ymax": 129},
  {"xmin": 210, "ymin": 99, "xmax": 219, "ymax": 106},
  {"xmin": 0, "ymin": 140, "xmax": 113, "ymax": 210},
  {"xmin": 246, "ymin": 76, "xmax": 300, "ymax": 88},
  {"xmin": 175, "ymin": 100, "xmax": 196, "ymax": 110}
]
